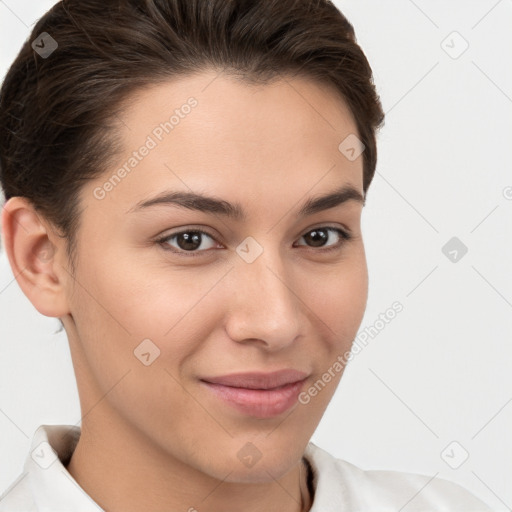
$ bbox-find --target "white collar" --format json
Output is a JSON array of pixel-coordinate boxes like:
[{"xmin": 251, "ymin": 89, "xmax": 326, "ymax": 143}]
[
  {"xmin": 24, "ymin": 424, "xmax": 103, "ymax": 511},
  {"xmin": 3, "ymin": 424, "xmax": 490, "ymax": 511}
]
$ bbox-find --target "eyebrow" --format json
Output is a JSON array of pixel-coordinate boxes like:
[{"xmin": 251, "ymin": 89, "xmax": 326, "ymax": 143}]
[{"xmin": 127, "ymin": 183, "xmax": 365, "ymax": 220}]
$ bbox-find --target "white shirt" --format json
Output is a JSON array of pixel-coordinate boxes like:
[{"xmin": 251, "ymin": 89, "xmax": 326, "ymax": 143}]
[{"xmin": 0, "ymin": 424, "xmax": 492, "ymax": 511}]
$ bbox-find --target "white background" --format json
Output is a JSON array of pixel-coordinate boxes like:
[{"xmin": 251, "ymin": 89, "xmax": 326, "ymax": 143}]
[{"xmin": 0, "ymin": 0, "xmax": 511, "ymax": 509}]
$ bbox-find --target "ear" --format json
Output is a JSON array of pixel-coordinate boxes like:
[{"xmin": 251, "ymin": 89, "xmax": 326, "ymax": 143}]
[{"xmin": 1, "ymin": 197, "xmax": 71, "ymax": 318}]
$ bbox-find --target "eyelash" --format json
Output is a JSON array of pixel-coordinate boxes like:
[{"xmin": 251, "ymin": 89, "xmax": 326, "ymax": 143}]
[{"xmin": 155, "ymin": 226, "xmax": 352, "ymax": 258}]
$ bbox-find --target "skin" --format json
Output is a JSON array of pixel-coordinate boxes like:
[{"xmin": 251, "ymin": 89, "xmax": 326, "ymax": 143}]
[{"xmin": 2, "ymin": 70, "xmax": 369, "ymax": 512}]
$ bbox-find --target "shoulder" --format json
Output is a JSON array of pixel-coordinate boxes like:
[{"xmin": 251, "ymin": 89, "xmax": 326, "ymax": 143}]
[
  {"xmin": 304, "ymin": 442, "xmax": 493, "ymax": 511},
  {"xmin": 0, "ymin": 472, "xmax": 35, "ymax": 512}
]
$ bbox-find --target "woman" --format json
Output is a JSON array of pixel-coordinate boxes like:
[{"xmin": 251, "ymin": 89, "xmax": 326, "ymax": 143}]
[{"xmin": 0, "ymin": 0, "xmax": 493, "ymax": 510}]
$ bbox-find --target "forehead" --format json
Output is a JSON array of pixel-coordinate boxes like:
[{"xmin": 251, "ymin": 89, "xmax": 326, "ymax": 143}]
[
  {"xmin": 85, "ymin": 70, "xmax": 363, "ymax": 215},
  {"xmin": 119, "ymin": 70, "xmax": 358, "ymax": 141}
]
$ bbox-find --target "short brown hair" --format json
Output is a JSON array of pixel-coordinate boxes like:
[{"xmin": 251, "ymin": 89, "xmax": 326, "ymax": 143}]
[{"xmin": 0, "ymin": 0, "xmax": 384, "ymax": 272}]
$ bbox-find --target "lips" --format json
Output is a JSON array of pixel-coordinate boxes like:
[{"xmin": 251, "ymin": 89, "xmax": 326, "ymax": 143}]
[
  {"xmin": 199, "ymin": 369, "xmax": 309, "ymax": 418},
  {"xmin": 200, "ymin": 369, "xmax": 309, "ymax": 390}
]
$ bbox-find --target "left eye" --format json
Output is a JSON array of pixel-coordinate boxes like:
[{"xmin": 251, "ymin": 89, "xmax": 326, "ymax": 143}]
[
  {"xmin": 294, "ymin": 226, "xmax": 351, "ymax": 250},
  {"xmin": 156, "ymin": 226, "xmax": 351, "ymax": 256}
]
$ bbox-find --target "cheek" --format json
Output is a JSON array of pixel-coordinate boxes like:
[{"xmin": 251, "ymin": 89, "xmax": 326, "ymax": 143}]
[
  {"xmin": 304, "ymin": 254, "xmax": 368, "ymax": 341},
  {"xmin": 68, "ymin": 254, "xmax": 223, "ymax": 401},
  {"xmin": 67, "ymin": 261, "xmax": 197, "ymax": 432}
]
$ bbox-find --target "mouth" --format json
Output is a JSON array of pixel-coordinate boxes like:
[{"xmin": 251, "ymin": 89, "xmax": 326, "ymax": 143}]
[{"xmin": 199, "ymin": 369, "xmax": 309, "ymax": 418}]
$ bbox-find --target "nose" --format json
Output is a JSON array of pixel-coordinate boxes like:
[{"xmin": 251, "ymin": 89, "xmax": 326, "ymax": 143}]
[{"xmin": 224, "ymin": 247, "xmax": 303, "ymax": 352}]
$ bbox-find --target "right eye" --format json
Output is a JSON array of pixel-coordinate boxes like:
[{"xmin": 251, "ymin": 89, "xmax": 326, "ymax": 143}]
[{"xmin": 155, "ymin": 229, "xmax": 221, "ymax": 257}]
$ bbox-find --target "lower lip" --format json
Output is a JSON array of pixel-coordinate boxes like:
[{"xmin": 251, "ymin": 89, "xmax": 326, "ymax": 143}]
[{"xmin": 200, "ymin": 379, "xmax": 306, "ymax": 418}]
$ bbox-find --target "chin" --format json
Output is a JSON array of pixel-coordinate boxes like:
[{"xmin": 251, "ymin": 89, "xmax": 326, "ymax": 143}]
[
  {"xmin": 188, "ymin": 439, "xmax": 301, "ymax": 484},
  {"xmin": 218, "ymin": 439, "xmax": 305, "ymax": 483}
]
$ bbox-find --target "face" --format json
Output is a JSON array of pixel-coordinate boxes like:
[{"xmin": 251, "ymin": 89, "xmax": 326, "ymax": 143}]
[{"xmin": 59, "ymin": 70, "xmax": 368, "ymax": 482}]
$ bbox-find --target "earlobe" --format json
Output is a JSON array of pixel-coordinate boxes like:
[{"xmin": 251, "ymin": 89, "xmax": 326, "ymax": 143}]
[{"xmin": 1, "ymin": 197, "xmax": 71, "ymax": 318}]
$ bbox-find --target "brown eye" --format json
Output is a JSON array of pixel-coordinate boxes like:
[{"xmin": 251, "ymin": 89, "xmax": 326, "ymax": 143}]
[
  {"xmin": 157, "ymin": 229, "xmax": 219, "ymax": 255},
  {"xmin": 295, "ymin": 227, "xmax": 351, "ymax": 251}
]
